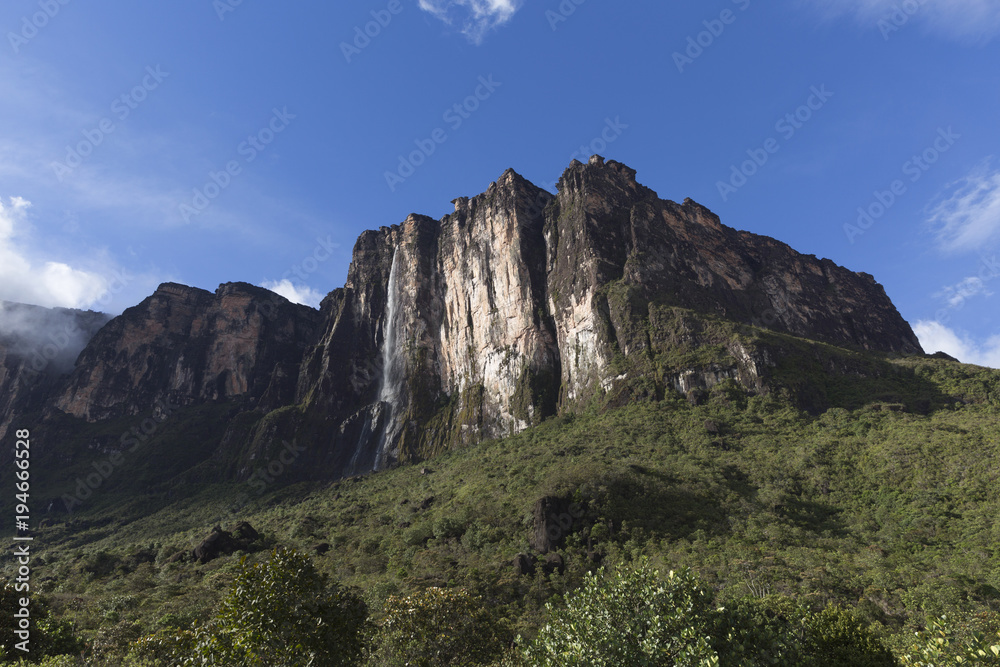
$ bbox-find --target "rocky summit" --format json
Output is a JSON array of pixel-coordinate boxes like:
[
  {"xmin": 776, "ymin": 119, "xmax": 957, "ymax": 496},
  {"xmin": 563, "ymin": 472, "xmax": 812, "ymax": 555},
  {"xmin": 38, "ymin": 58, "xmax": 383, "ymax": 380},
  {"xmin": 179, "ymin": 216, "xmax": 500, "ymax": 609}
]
[{"xmin": 1, "ymin": 157, "xmax": 923, "ymax": 492}]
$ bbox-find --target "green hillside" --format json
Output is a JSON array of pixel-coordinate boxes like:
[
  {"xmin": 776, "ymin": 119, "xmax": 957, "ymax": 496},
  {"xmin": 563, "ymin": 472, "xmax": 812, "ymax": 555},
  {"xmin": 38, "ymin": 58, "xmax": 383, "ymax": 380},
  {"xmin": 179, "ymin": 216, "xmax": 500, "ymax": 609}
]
[{"xmin": 3, "ymin": 349, "xmax": 1000, "ymax": 664}]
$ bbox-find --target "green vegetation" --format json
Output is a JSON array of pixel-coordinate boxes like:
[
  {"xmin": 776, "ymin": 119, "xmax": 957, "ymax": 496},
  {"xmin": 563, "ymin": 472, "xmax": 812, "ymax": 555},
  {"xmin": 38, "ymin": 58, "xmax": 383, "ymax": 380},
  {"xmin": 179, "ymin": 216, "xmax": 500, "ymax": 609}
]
[{"xmin": 2, "ymin": 348, "xmax": 1000, "ymax": 664}]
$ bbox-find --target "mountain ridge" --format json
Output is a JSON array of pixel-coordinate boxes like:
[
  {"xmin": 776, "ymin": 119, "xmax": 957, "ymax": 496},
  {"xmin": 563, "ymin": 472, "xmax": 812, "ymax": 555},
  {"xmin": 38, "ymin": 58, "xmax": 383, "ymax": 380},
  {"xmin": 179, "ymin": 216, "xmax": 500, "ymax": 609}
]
[{"xmin": 2, "ymin": 156, "xmax": 927, "ymax": 494}]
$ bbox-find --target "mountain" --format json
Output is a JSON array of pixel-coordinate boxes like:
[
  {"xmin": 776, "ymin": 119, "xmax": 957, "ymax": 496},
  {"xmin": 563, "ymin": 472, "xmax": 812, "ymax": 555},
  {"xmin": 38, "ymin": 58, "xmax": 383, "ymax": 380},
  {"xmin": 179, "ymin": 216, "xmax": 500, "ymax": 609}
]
[
  {"xmin": 3, "ymin": 157, "xmax": 927, "ymax": 501},
  {"xmin": 0, "ymin": 301, "xmax": 110, "ymax": 443},
  {"xmin": 7, "ymin": 158, "xmax": 1000, "ymax": 666}
]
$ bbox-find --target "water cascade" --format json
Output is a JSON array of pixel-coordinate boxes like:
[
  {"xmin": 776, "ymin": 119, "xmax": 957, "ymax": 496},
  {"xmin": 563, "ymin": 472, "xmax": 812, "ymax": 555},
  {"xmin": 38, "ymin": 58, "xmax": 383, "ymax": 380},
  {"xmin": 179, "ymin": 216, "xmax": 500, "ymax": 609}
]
[{"xmin": 374, "ymin": 248, "xmax": 404, "ymax": 470}]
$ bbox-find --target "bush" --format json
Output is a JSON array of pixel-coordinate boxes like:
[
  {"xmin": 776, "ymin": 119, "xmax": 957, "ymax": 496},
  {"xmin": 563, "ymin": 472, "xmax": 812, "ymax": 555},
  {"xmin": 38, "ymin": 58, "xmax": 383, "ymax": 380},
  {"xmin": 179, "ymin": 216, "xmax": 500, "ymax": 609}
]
[
  {"xmin": 369, "ymin": 587, "xmax": 513, "ymax": 666},
  {"xmin": 0, "ymin": 583, "xmax": 84, "ymax": 661},
  {"xmin": 521, "ymin": 561, "xmax": 899, "ymax": 666},
  {"xmin": 899, "ymin": 616, "xmax": 1000, "ymax": 666},
  {"xmin": 164, "ymin": 547, "xmax": 366, "ymax": 666},
  {"xmin": 521, "ymin": 562, "xmax": 721, "ymax": 665}
]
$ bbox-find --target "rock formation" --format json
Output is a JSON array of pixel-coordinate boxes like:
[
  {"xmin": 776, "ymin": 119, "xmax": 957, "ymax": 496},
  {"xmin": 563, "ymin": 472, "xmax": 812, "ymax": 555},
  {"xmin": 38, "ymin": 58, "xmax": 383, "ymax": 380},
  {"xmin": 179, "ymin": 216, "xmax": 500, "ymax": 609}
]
[{"xmin": 0, "ymin": 157, "xmax": 924, "ymax": 492}]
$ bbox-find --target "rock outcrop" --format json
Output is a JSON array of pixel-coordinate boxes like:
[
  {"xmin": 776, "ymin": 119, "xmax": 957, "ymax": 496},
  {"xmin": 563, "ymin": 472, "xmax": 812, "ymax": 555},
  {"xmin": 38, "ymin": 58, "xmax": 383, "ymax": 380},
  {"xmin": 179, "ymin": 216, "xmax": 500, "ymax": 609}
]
[
  {"xmin": 1, "ymin": 157, "xmax": 924, "ymax": 491},
  {"xmin": 284, "ymin": 156, "xmax": 921, "ymax": 476},
  {"xmin": 53, "ymin": 282, "xmax": 322, "ymax": 421}
]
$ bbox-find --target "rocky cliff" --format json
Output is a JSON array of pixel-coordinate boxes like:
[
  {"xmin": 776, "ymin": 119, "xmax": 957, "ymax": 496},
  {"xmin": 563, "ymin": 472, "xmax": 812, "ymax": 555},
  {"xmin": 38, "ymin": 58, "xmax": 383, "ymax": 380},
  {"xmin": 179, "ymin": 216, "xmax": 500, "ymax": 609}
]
[
  {"xmin": 53, "ymin": 282, "xmax": 322, "ymax": 421},
  {"xmin": 277, "ymin": 156, "xmax": 921, "ymax": 478},
  {"xmin": 4, "ymin": 157, "xmax": 924, "ymax": 495},
  {"xmin": 0, "ymin": 301, "xmax": 110, "ymax": 442}
]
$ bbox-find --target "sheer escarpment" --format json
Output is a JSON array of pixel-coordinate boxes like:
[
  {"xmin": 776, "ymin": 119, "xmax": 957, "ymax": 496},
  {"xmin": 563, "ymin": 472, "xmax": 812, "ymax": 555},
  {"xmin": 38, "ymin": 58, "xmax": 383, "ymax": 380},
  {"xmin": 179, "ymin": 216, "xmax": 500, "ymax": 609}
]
[{"xmin": 2, "ymin": 157, "xmax": 923, "ymax": 490}]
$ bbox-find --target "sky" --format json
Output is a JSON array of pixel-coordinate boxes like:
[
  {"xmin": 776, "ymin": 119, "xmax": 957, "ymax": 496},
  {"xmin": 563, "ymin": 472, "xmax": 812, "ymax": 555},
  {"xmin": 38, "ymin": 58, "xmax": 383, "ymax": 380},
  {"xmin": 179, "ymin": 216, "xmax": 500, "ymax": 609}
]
[{"xmin": 0, "ymin": 0, "xmax": 998, "ymax": 366}]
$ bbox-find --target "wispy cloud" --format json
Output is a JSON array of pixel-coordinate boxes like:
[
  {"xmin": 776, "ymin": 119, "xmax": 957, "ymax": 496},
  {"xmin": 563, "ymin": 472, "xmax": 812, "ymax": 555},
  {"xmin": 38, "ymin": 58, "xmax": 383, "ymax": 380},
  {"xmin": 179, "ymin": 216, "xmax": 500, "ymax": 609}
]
[
  {"xmin": 914, "ymin": 320, "xmax": 1000, "ymax": 368},
  {"xmin": 418, "ymin": 0, "xmax": 523, "ymax": 43},
  {"xmin": 816, "ymin": 0, "xmax": 1000, "ymax": 42},
  {"xmin": 934, "ymin": 275, "xmax": 993, "ymax": 309},
  {"xmin": 927, "ymin": 159, "xmax": 1000, "ymax": 254},
  {"xmin": 260, "ymin": 279, "xmax": 324, "ymax": 309},
  {"xmin": 0, "ymin": 196, "xmax": 108, "ymax": 309}
]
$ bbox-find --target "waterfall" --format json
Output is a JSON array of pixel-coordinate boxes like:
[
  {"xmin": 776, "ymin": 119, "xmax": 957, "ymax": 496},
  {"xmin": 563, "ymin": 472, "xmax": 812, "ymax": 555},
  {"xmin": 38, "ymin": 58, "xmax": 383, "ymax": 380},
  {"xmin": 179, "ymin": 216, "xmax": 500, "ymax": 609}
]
[
  {"xmin": 374, "ymin": 248, "xmax": 403, "ymax": 470},
  {"xmin": 343, "ymin": 247, "xmax": 403, "ymax": 476}
]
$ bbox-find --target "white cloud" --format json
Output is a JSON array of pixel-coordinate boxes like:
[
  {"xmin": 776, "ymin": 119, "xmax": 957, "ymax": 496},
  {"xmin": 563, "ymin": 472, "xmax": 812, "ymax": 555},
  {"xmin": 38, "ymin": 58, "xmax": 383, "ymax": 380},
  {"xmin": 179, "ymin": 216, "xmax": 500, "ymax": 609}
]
[
  {"xmin": 0, "ymin": 196, "xmax": 108, "ymax": 309},
  {"xmin": 817, "ymin": 0, "xmax": 1000, "ymax": 41},
  {"xmin": 418, "ymin": 0, "xmax": 523, "ymax": 43},
  {"xmin": 927, "ymin": 159, "xmax": 1000, "ymax": 254},
  {"xmin": 934, "ymin": 275, "xmax": 993, "ymax": 309},
  {"xmin": 914, "ymin": 320, "xmax": 1000, "ymax": 368},
  {"xmin": 261, "ymin": 279, "xmax": 324, "ymax": 309}
]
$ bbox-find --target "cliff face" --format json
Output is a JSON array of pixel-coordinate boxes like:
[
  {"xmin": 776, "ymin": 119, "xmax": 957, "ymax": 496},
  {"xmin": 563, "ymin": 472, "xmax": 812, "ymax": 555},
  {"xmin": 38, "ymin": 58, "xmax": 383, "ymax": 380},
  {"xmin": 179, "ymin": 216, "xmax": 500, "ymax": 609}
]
[
  {"xmin": 0, "ymin": 302, "xmax": 111, "ymax": 443},
  {"xmin": 283, "ymin": 156, "xmax": 921, "ymax": 477},
  {"xmin": 53, "ymin": 282, "xmax": 322, "ymax": 421},
  {"xmin": 3, "ymin": 157, "xmax": 924, "ymax": 493}
]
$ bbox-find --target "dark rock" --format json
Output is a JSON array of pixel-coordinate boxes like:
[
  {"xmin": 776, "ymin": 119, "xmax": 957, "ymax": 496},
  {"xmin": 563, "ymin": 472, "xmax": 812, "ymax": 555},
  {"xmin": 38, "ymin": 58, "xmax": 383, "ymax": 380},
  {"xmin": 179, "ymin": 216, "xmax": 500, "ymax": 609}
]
[
  {"xmin": 930, "ymin": 351, "xmax": 959, "ymax": 362},
  {"xmin": 314, "ymin": 543, "xmax": 331, "ymax": 555},
  {"xmin": 531, "ymin": 496, "xmax": 582, "ymax": 554},
  {"xmin": 686, "ymin": 388, "xmax": 708, "ymax": 406},
  {"xmin": 542, "ymin": 553, "xmax": 565, "ymax": 575},
  {"xmin": 192, "ymin": 522, "xmax": 260, "ymax": 564},
  {"xmin": 231, "ymin": 521, "xmax": 260, "ymax": 543},
  {"xmin": 513, "ymin": 553, "xmax": 537, "ymax": 576},
  {"xmin": 165, "ymin": 550, "xmax": 188, "ymax": 564},
  {"xmin": 125, "ymin": 550, "xmax": 157, "ymax": 569}
]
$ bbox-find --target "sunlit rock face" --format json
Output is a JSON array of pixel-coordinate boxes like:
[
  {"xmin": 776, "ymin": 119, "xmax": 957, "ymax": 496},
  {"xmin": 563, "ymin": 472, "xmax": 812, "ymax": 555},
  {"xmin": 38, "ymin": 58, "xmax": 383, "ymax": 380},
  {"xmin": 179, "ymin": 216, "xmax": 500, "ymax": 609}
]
[
  {"xmin": 53, "ymin": 282, "xmax": 321, "ymax": 422},
  {"xmin": 6, "ymin": 157, "xmax": 922, "ymax": 484},
  {"xmin": 295, "ymin": 156, "xmax": 921, "ymax": 475}
]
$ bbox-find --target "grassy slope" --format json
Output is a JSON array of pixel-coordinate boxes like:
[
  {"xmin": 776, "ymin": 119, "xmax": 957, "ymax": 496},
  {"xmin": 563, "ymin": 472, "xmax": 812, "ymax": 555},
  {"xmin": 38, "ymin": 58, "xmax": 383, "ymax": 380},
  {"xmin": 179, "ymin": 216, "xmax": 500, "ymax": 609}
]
[{"xmin": 6, "ymin": 354, "xmax": 999, "ymax": 657}]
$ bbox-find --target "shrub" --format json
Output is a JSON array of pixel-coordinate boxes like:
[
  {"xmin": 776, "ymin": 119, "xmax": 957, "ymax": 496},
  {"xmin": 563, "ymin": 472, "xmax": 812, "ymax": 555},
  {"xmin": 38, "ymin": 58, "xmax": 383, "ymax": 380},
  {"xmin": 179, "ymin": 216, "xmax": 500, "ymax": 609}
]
[
  {"xmin": 369, "ymin": 587, "xmax": 513, "ymax": 666},
  {"xmin": 163, "ymin": 547, "xmax": 366, "ymax": 666},
  {"xmin": 521, "ymin": 562, "xmax": 721, "ymax": 666},
  {"xmin": 899, "ymin": 616, "xmax": 1000, "ymax": 666}
]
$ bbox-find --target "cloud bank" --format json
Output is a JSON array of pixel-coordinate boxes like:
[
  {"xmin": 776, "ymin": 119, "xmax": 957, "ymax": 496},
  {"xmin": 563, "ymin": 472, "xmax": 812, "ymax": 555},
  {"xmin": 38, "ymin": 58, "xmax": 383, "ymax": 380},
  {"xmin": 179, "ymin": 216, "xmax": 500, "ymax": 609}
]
[
  {"xmin": 914, "ymin": 320, "xmax": 1000, "ymax": 368},
  {"xmin": 0, "ymin": 196, "xmax": 108, "ymax": 309},
  {"xmin": 261, "ymin": 279, "xmax": 324, "ymax": 309},
  {"xmin": 418, "ymin": 0, "xmax": 523, "ymax": 43}
]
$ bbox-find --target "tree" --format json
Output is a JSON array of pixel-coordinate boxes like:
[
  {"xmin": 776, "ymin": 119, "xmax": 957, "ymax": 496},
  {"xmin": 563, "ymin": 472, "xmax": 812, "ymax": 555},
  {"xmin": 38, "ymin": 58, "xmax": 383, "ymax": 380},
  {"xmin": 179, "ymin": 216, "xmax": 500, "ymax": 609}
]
[
  {"xmin": 0, "ymin": 582, "xmax": 84, "ymax": 661},
  {"xmin": 368, "ymin": 587, "xmax": 513, "ymax": 666},
  {"xmin": 521, "ymin": 562, "xmax": 721, "ymax": 666},
  {"xmin": 180, "ymin": 547, "xmax": 366, "ymax": 666}
]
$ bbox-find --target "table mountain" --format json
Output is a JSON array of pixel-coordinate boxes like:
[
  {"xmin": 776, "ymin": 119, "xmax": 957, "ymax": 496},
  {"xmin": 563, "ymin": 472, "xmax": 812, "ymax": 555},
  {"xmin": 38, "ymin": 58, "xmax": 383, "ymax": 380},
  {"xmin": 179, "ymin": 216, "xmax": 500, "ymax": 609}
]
[{"xmin": 2, "ymin": 157, "xmax": 925, "ymax": 495}]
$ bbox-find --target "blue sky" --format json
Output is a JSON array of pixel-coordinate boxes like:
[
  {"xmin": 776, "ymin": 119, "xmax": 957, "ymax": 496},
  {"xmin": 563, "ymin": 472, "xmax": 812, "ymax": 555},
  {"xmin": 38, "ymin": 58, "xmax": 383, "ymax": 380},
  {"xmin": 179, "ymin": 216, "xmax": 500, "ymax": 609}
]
[{"xmin": 1, "ymin": 0, "xmax": 998, "ymax": 366}]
